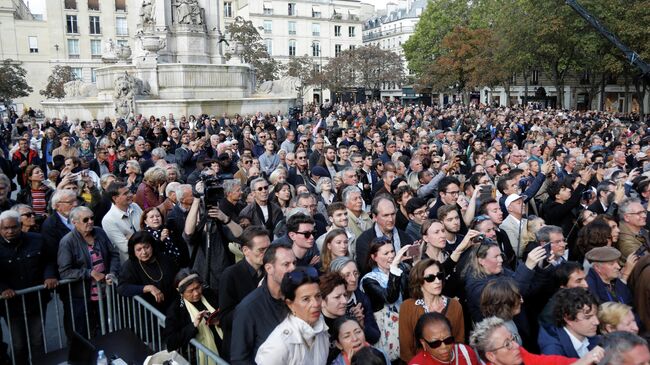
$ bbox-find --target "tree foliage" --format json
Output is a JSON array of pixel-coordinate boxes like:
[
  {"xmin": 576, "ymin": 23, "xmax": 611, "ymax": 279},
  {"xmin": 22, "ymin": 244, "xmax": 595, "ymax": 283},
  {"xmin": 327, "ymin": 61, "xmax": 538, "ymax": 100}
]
[
  {"xmin": 40, "ymin": 65, "xmax": 76, "ymax": 100},
  {"xmin": 403, "ymin": 0, "xmax": 650, "ymax": 109},
  {"xmin": 225, "ymin": 16, "xmax": 280, "ymax": 84},
  {"xmin": 320, "ymin": 46, "xmax": 405, "ymax": 93},
  {"xmin": 0, "ymin": 59, "xmax": 33, "ymax": 107},
  {"xmin": 283, "ymin": 55, "xmax": 321, "ymax": 99}
]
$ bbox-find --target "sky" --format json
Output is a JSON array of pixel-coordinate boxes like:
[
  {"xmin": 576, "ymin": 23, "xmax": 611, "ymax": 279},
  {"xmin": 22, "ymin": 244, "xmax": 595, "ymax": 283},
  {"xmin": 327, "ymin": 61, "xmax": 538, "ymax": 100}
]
[{"xmin": 363, "ymin": 0, "xmax": 392, "ymax": 9}]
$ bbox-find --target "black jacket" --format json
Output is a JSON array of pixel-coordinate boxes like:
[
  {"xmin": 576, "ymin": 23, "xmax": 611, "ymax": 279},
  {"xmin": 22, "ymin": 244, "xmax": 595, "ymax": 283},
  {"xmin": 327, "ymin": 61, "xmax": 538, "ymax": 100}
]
[
  {"xmin": 218, "ymin": 259, "xmax": 263, "ymax": 361},
  {"xmin": 41, "ymin": 211, "xmax": 72, "ymax": 265},
  {"xmin": 360, "ymin": 263, "xmax": 410, "ymax": 313},
  {"xmin": 164, "ymin": 288, "xmax": 219, "ymax": 351},
  {"xmin": 355, "ymin": 225, "xmax": 414, "ymax": 275},
  {"xmin": 0, "ymin": 232, "xmax": 57, "ymax": 313}
]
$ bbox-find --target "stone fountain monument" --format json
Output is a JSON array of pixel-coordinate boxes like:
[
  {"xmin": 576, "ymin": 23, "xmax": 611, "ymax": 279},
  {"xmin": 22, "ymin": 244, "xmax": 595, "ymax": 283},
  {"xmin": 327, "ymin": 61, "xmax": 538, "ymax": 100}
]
[{"xmin": 42, "ymin": 0, "xmax": 299, "ymax": 120}]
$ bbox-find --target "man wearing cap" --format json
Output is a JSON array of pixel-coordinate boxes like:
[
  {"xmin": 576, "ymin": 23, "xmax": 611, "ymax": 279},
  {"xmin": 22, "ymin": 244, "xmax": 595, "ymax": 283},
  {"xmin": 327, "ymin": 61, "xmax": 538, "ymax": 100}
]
[
  {"xmin": 585, "ymin": 246, "xmax": 634, "ymax": 305},
  {"xmin": 500, "ymin": 193, "xmax": 528, "ymax": 258}
]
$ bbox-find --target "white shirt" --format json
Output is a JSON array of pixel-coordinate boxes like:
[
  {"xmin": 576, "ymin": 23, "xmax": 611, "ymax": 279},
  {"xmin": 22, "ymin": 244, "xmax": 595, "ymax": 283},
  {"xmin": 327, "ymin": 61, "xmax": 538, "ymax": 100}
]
[
  {"xmin": 102, "ymin": 203, "xmax": 143, "ymax": 263},
  {"xmin": 563, "ymin": 327, "xmax": 590, "ymax": 357}
]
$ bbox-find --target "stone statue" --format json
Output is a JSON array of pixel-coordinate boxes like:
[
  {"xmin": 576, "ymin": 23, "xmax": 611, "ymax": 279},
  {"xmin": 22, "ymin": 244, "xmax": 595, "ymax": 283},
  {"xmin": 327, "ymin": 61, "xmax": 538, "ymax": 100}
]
[
  {"xmin": 63, "ymin": 80, "xmax": 98, "ymax": 98},
  {"xmin": 139, "ymin": 0, "xmax": 155, "ymax": 27},
  {"xmin": 104, "ymin": 39, "xmax": 116, "ymax": 57},
  {"xmin": 174, "ymin": 0, "xmax": 202, "ymax": 25},
  {"xmin": 113, "ymin": 71, "xmax": 137, "ymax": 118},
  {"xmin": 256, "ymin": 77, "xmax": 301, "ymax": 97}
]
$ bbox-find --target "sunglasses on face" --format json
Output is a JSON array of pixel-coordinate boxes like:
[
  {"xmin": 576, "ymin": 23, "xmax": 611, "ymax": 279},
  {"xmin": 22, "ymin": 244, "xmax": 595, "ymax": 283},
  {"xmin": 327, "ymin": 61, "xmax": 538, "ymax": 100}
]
[
  {"xmin": 423, "ymin": 272, "xmax": 445, "ymax": 283},
  {"xmin": 81, "ymin": 216, "xmax": 94, "ymax": 223},
  {"xmin": 424, "ymin": 336, "xmax": 454, "ymax": 349},
  {"xmin": 294, "ymin": 230, "xmax": 316, "ymax": 239},
  {"xmin": 21, "ymin": 212, "xmax": 35, "ymax": 218},
  {"xmin": 256, "ymin": 185, "xmax": 269, "ymax": 191}
]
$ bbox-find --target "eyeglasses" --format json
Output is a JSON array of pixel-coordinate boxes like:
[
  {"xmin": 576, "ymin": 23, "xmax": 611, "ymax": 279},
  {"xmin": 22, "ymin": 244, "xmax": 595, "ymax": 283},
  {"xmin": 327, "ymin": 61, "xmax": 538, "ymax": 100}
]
[
  {"xmin": 432, "ymin": 160, "xmax": 442, "ymax": 164},
  {"xmin": 162, "ymin": 144, "xmax": 171, "ymax": 148},
  {"xmin": 256, "ymin": 185, "xmax": 269, "ymax": 191},
  {"xmin": 81, "ymin": 216, "xmax": 94, "ymax": 223},
  {"xmin": 243, "ymin": 160, "xmax": 252, "ymax": 164},
  {"xmin": 118, "ymin": 149, "xmax": 127, "ymax": 153},
  {"xmin": 294, "ymin": 231, "xmax": 316, "ymax": 239},
  {"xmin": 444, "ymin": 190, "xmax": 460, "ymax": 196},
  {"xmin": 424, "ymin": 336, "xmax": 454, "ymax": 349},
  {"xmin": 21, "ymin": 212, "xmax": 35, "ymax": 218},
  {"xmin": 413, "ymin": 208, "xmax": 428, "ymax": 216},
  {"xmin": 286, "ymin": 266, "xmax": 319, "ymax": 284},
  {"xmin": 487, "ymin": 335, "xmax": 520, "ymax": 352},
  {"xmin": 423, "ymin": 272, "xmax": 445, "ymax": 283},
  {"xmin": 627, "ymin": 211, "xmax": 647, "ymax": 216},
  {"xmin": 297, "ymin": 156, "xmax": 307, "ymax": 160}
]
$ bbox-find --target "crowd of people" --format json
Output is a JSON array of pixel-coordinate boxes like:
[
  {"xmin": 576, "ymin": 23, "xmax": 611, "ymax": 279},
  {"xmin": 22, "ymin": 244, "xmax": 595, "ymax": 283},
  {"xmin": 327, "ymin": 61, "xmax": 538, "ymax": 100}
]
[{"xmin": 1, "ymin": 102, "xmax": 650, "ymax": 365}]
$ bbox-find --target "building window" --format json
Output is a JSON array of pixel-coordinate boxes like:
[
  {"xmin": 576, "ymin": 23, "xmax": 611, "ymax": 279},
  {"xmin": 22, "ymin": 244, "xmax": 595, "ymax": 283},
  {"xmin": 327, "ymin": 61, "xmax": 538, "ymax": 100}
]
[
  {"xmin": 66, "ymin": 15, "xmax": 78, "ymax": 34},
  {"xmin": 115, "ymin": 0, "xmax": 126, "ymax": 11},
  {"xmin": 334, "ymin": 25, "xmax": 341, "ymax": 37},
  {"xmin": 72, "ymin": 67, "xmax": 83, "ymax": 80},
  {"xmin": 289, "ymin": 39, "xmax": 296, "ymax": 56},
  {"xmin": 89, "ymin": 16, "xmax": 100, "ymax": 34},
  {"xmin": 335, "ymin": 44, "xmax": 342, "ymax": 57},
  {"xmin": 312, "ymin": 6, "xmax": 321, "ymax": 18},
  {"xmin": 263, "ymin": 3, "xmax": 273, "ymax": 15},
  {"xmin": 313, "ymin": 63, "xmax": 321, "ymax": 73},
  {"xmin": 511, "ymin": 73, "xmax": 517, "ymax": 84},
  {"xmin": 312, "ymin": 42, "xmax": 320, "ymax": 57},
  {"xmin": 64, "ymin": 0, "xmax": 77, "ymax": 10},
  {"xmin": 224, "ymin": 2, "xmax": 233, "ymax": 18},
  {"xmin": 349, "ymin": 26, "xmax": 356, "ymax": 37},
  {"xmin": 288, "ymin": 3, "xmax": 296, "ymax": 16},
  {"xmin": 265, "ymin": 39, "xmax": 272, "ymax": 55},
  {"xmin": 349, "ymin": 45, "xmax": 355, "ymax": 50},
  {"xmin": 116, "ymin": 17, "xmax": 128, "ymax": 36},
  {"xmin": 117, "ymin": 39, "xmax": 128, "ymax": 47},
  {"xmin": 263, "ymin": 20, "xmax": 272, "ymax": 34},
  {"xmin": 28, "ymin": 36, "xmax": 38, "ymax": 53},
  {"xmin": 531, "ymin": 70, "xmax": 539, "ymax": 85},
  {"xmin": 87, "ymin": 0, "xmax": 99, "ymax": 11},
  {"xmin": 67, "ymin": 39, "xmax": 80, "ymax": 59},
  {"xmin": 312, "ymin": 23, "xmax": 320, "ymax": 36},
  {"xmin": 90, "ymin": 39, "xmax": 102, "ymax": 58},
  {"xmin": 91, "ymin": 68, "xmax": 97, "ymax": 83},
  {"xmin": 288, "ymin": 21, "xmax": 296, "ymax": 35}
]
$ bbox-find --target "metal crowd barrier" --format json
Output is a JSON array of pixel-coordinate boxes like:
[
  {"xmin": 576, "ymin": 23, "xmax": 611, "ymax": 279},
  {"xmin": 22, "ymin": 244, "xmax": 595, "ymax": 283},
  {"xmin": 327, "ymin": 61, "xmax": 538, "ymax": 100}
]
[{"xmin": 1, "ymin": 279, "xmax": 227, "ymax": 365}]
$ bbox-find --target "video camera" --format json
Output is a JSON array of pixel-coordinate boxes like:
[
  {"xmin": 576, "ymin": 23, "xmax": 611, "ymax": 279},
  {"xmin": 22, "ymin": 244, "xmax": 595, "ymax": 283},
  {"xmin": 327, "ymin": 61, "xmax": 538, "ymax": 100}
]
[{"xmin": 200, "ymin": 172, "xmax": 225, "ymax": 210}]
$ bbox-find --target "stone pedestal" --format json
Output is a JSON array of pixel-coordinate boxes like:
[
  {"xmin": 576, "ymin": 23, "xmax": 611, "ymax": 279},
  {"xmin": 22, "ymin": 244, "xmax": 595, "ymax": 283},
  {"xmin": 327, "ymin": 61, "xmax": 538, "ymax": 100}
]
[{"xmin": 172, "ymin": 28, "xmax": 209, "ymax": 63}]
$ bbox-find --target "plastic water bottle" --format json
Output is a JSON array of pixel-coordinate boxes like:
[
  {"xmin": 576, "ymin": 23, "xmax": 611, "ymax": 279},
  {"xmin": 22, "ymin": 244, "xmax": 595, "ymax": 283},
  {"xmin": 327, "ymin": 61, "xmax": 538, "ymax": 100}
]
[{"xmin": 97, "ymin": 350, "xmax": 108, "ymax": 365}]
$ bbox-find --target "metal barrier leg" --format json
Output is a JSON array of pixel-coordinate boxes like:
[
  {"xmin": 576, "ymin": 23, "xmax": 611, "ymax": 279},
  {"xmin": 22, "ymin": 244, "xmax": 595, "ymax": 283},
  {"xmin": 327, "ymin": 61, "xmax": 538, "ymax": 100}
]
[
  {"xmin": 52, "ymin": 287, "xmax": 64, "ymax": 349},
  {"xmin": 5, "ymin": 302, "xmax": 16, "ymax": 365},
  {"xmin": 37, "ymin": 290, "xmax": 47, "ymax": 354},
  {"xmin": 20, "ymin": 296, "xmax": 33, "ymax": 364}
]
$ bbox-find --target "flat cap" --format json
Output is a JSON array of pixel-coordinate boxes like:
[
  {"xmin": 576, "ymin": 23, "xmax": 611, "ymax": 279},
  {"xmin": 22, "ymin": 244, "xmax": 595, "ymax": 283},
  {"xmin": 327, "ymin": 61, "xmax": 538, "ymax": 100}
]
[{"xmin": 585, "ymin": 246, "xmax": 621, "ymax": 263}]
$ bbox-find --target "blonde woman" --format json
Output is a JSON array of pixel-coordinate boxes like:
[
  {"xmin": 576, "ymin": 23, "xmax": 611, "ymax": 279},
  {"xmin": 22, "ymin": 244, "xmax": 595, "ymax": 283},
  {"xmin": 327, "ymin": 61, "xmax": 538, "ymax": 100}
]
[
  {"xmin": 134, "ymin": 166, "xmax": 167, "ymax": 210},
  {"xmin": 598, "ymin": 302, "xmax": 639, "ymax": 334}
]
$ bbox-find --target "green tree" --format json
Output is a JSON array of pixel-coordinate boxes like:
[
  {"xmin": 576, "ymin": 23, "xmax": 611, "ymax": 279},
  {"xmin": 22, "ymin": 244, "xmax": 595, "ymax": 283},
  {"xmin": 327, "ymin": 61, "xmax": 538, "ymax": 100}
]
[
  {"xmin": 40, "ymin": 65, "xmax": 76, "ymax": 100},
  {"xmin": 225, "ymin": 16, "xmax": 280, "ymax": 84},
  {"xmin": 284, "ymin": 55, "xmax": 320, "ymax": 100},
  {"xmin": 0, "ymin": 59, "xmax": 33, "ymax": 108}
]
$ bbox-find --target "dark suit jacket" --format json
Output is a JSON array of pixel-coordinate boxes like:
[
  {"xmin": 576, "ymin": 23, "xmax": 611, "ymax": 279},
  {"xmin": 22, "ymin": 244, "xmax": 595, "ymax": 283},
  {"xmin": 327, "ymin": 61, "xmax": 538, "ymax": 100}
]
[
  {"xmin": 538, "ymin": 324, "xmax": 599, "ymax": 358},
  {"xmin": 41, "ymin": 212, "xmax": 72, "ymax": 266},
  {"xmin": 88, "ymin": 158, "xmax": 110, "ymax": 177},
  {"xmin": 355, "ymin": 225, "xmax": 414, "ymax": 275},
  {"xmin": 587, "ymin": 200, "xmax": 606, "ymax": 215},
  {"xmin": 174, "ymin": 147, "xmax": 196, "ymax": 179}
]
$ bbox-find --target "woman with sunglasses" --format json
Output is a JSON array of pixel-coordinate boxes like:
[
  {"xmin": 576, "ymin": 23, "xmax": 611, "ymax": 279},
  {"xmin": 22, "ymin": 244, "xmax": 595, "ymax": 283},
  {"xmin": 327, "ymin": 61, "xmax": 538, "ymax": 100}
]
[
  {"xmin": 11, "ymin": 204, "xmax": 38, "ymax": 233},
  {"xmin": 408, "ymin": 313, "xmax": 478, "ymax": 365},
  {"xmin": 256, "ymin": 266, "xmax": 329, "ymax": 365},
  {"xmin": 360, "ymin": 237, "xmax": 412, "ymax": 361},
  {"xmin": 462, "ymin": 240, "xmax": 546, "ymax": 324},
  {"xmin": 399, "ymin": 259, "xmax": 465, "ymax": 363},
  {"xmin": 330, "ymin": 317, "xmax": 390, "ymax": 365}
]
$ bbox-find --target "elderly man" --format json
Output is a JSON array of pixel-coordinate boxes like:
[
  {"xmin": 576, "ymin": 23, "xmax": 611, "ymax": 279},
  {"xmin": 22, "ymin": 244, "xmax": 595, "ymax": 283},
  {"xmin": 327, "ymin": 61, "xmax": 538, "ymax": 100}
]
[
  {"xmin": 584, "ymin": 247, "xmax": 635, "ymax": 305},
  {"xmin": 156, "ymin": 181, "xmax": 180, "ymax": 219},
  {"xmin": 0, "ymin": 210, "xmax": 58, "ymax": 363},
  {"xmin": 58, "ymin": 206, "xmax": 120, "ymax": 338},
  {"xmin": 41, "ymin": 189, "xmax": 79, "ymax": 259},
  {"xmin": 617, "ymin": 198, "xmax": 650, "ymax": 260},
  {"xmin": 343, "ymin": 186, "xmax": 372, "ymax": 239},
  {"xmin": 355, "ymin": 196, "xmax": 414, "ymax": 274},
  {"xmin": 601, "ymin": 331, "xmax": 650, "ymax": 365},
  {"xmin": 101, "ymin": 181, "xmax": 143, "ymax": 262},
  {"xmin": 239, "ymin": 178, "xmax": 284, "ymax": 237},
  {"xmin": 500, "ymin": 194, "xmax": 528, "ymax": 258}
]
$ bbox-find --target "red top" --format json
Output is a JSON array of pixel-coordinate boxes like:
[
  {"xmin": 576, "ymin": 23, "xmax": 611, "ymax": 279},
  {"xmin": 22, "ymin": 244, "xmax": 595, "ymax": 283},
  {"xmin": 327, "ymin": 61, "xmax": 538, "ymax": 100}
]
[
  {"xmin": 485, "ymin": 347, "xmax": 577, "ymax": 365},
  {"xmin": 408, "ymin": 344, "xmax": 479, "ymax": 365}
]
